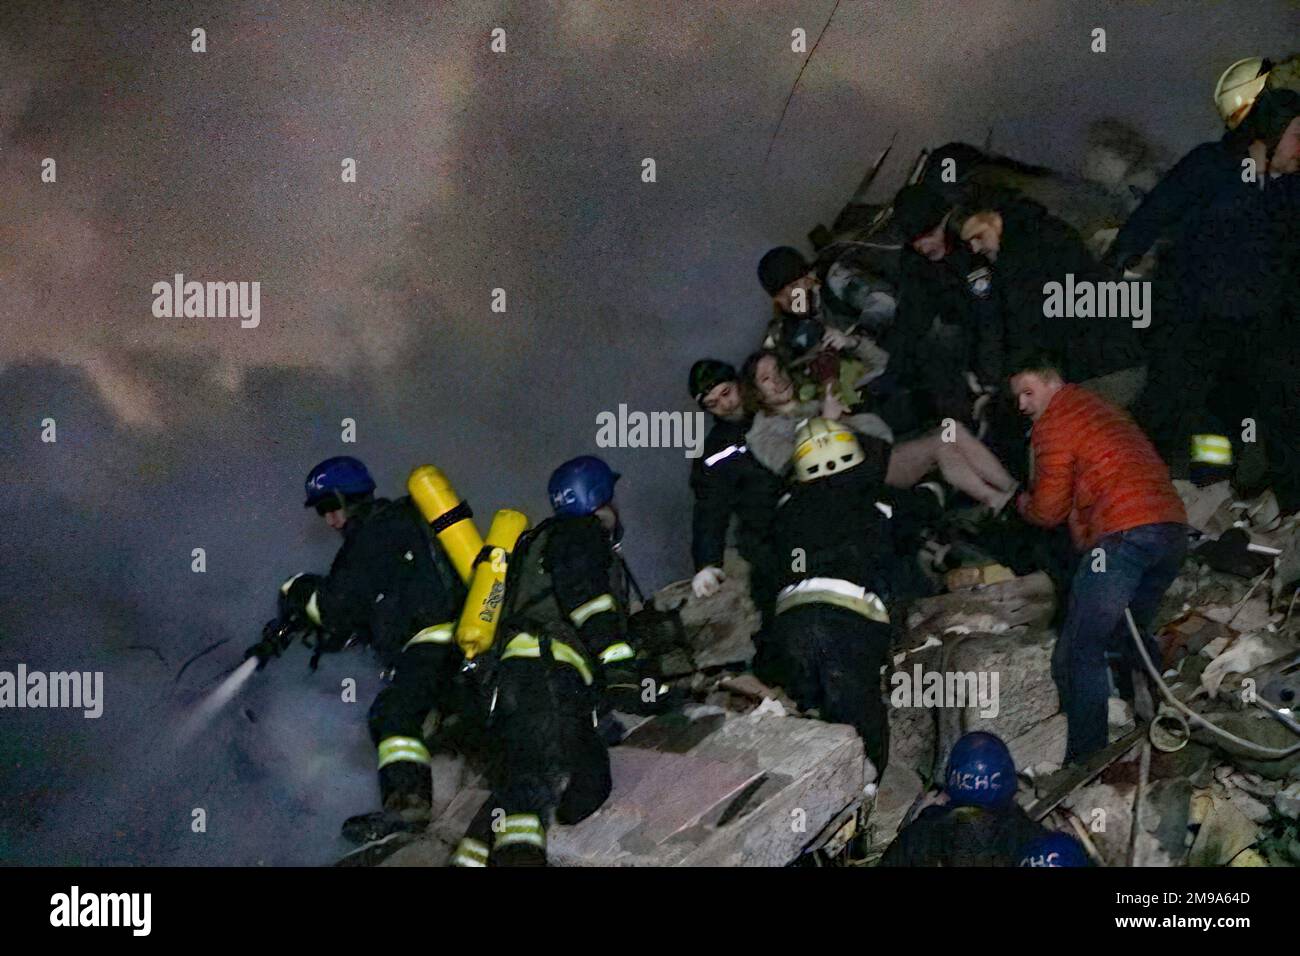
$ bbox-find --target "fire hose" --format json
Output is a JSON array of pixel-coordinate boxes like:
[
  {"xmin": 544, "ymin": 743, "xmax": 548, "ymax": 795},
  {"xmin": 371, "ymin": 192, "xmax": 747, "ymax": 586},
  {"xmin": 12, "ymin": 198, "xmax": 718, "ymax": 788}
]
[{"xmin": 1124, "ymin": 607, "xmax": 1300, "ymax": 758}]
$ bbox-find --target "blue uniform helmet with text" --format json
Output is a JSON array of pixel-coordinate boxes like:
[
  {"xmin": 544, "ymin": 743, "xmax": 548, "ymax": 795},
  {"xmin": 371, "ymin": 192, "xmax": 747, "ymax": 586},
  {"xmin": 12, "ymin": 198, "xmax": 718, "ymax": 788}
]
[
  {"xmin": 548, "ymin": 456, "xmax": 620, "ymax": 517},
  {"xmin": 944, "ymin": 731, "xmax": 1017, "ymax": 809},
  {"xmin": 304, "ymin": 456, "xmax": 376, "ymax": 509}
]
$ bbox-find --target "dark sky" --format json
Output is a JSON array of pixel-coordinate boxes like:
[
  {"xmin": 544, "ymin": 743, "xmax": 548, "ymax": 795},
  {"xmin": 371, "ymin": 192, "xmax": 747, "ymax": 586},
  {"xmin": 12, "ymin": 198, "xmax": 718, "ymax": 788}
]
[{"xmin": 1, "ymin": 0, "xmax": 1293, "ymax": 863}]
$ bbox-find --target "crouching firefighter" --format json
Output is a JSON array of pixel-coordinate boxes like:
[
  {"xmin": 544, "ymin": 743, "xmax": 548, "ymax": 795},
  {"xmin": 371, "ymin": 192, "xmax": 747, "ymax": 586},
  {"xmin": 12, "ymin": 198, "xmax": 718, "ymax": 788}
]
[
  {"xmin": 248, "ymin": 456, "xmax": 469, "ymax": 845},
  {"xmin": 770, "ymin": 418, "xmax": 900, "ymax": 775},
  {"xmin": 451, "ymin": 455, "xmax": 657, "ymax": 867}
]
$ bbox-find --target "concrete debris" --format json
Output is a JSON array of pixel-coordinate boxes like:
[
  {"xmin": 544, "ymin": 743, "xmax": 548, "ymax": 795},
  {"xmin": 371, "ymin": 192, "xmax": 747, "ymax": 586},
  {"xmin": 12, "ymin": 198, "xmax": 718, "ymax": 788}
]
[
  {"xmin": 653, "ymin": 548, "xmax": 759, "ymax": 670},
  {"xmin": 904, "ymin": 571, "xmax": 1056, "ymax": 646},
  {"xmin": 1187, "ymin": 791, "xmax": 1260, "ymax": 867},
  {"xmin": 1062, "ymin": 780, "xmax": 1134, "ymax": 865},
  {"xmin": 1190, "ymin": 710, "xmax": 1300, "ymax": 781},
  {"xmin": 747, "ymin": 697, "xmax": 787, "ymax": 721},
  {"xmin": 944, "ymin": 563, "xmax": 1016, "ymax": 592},
  {"xmin": 864, "ymin": 762, "xmax": 924, "ymax": 854},
  {"xmin": 1275, "ymin": 781, "xmax": 1300, "ymax": 820},
  {"xmin": 1200, "ymin": 630, "xmax": 1297, "ymax": 697},
  {"xmin": 1174, "ymin": 480, "xmax": 1235, "ymax": 537},
  {"xmin": 1131, "ymin": 778, "xmax": 1193, "ymax": 867}
]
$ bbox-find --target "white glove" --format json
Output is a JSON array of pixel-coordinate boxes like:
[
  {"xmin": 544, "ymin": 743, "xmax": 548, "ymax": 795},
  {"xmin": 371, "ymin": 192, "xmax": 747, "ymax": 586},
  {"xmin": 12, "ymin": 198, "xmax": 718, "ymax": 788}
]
[{"xmin": 692, "ymin": 566, "xmax": 726, "ymax": 598}]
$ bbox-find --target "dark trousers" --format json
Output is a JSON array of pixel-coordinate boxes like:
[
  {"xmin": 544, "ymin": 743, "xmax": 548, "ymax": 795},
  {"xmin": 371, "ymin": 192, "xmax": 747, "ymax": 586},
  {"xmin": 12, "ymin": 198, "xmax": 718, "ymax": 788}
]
[
  {"xmin": 368, "ymin": 641, "xmax": 463, "ymax": 805},
  {"xmin": 463, "ymin": 656, "xmax": 611, "ymax": 860},
  {"xmin": 1132, "ymin": 315, "xmax": 1251, "ymax": 473},
  {"xmin": 741, "ymin": 535, "xmax": 782, "ymax": 685},
  {"xmin": 772, "ymin": 603, "xmax": 892, "ymax": 772},
  {"xmin": 1053, "ymin": 523, "xmax": 1187, "ymax": 763}
]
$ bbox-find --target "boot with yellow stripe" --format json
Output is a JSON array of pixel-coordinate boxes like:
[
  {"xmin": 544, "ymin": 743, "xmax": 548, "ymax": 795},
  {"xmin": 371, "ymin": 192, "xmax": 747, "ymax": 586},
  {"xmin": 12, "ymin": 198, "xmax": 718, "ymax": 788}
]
[{"xmin": 340, "ymin": 738, "xmax": 433, "ymax": 845}]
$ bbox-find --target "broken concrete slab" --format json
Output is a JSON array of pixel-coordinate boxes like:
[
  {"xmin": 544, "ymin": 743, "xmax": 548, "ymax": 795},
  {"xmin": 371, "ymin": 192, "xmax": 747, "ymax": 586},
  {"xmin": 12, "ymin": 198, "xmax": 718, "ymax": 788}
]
[
  {"xmin": 865, "ymin": 762, "xmax": 924, "ymax": 854},
  {"xmin": 905, "ymin": 571, "xmax": 1056, "ymax": 644},
  {"xmin": 948, "ymin": 627, "xmax": 1061, "ymax": 746},
  {"xmin": 1132, "ymin": 778, "xmax": 1193, "ymax": 867},
  {"xmin": 1005, "ymin": 712, "xmax": 1067, "ymax": 775},
  {"xmin": 653, "ymin": 549, "xmax": 759, "ymax": 670},
  {"xmin": 546, "ymin": 709, "xmax": 865, "ymax": 866},
  {"xmin": 1062, "ymin": 779, "xmax": 1135, "ymax": 866}
]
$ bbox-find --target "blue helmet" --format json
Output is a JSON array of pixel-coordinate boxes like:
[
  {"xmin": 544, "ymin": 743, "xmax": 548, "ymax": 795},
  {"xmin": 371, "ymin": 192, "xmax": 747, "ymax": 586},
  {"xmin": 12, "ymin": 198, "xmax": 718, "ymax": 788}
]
[
  {"xmin": 548, "ymin": 456, "xmax": 620, "ymax": 517},
  {"xmin": 944, "ymin": 731, "xmax": 1017, "ymax": 809},
  {"xmin": 304, "ymin": 456, "xmax": 376, "ymax": 509},
  {"xmin": 1017, "ymin": 832, "xmax": 1090, "ymax": 867}
]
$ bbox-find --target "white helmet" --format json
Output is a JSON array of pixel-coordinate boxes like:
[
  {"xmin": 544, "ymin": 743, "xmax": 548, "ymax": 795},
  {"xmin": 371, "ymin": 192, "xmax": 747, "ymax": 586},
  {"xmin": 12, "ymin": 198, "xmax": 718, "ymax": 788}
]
[
  {"xmin": 1215, "ymin": 57, "xmax": 1270, "ymax": 128},
  {"xmin": 792, "ymin": 418, "xmax": 864, "ymax": 483}
]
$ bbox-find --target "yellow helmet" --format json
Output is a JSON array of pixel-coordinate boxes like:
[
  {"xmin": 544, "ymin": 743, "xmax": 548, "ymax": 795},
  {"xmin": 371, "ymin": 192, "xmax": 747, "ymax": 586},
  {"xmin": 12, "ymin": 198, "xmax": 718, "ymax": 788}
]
[
  {"xmin": 792, "ymin": 418, "xmax": 864, "ymax": 483},
  {"xmin": 1215, "ymin": 57, "xmax": 1270, "ymax": 128}
]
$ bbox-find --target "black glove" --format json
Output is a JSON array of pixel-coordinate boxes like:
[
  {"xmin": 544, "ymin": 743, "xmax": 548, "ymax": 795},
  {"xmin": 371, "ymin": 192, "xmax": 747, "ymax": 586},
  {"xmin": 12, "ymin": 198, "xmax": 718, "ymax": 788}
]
[{"xmin": 600, "ymin": 657, "xmax": 677, "ymax": 716}]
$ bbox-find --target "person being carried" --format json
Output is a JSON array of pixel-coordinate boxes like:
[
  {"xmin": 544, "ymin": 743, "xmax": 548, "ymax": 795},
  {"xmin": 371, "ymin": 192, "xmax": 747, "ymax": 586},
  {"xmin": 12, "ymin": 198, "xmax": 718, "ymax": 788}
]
[{"xmin": 742, "ymin": 349, "xmax": 1018, "ymax": 512}]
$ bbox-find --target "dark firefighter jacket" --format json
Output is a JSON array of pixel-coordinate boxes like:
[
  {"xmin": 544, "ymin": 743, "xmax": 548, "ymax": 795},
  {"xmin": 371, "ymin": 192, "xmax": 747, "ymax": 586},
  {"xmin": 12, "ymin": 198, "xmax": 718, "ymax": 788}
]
[
  {"xmin": 879, "ymin": 803, "xmax": 1050, "ymax": 867},
  {"xmin": 980, "ymin": 198, "xmax": 1143, "ymax": 384},
  {"xmin": 1106, "ymin": 136, "xmax": 1246, "ymax": 271},
  {"xmin": 496, "ymin": 515, "xmax": 632, "ymax": 683},
  {"xmin": 690, "ymin": 417, "xmax": 783, "ymax": 572},
  {"xmin": 772, "ymin": 439, "xmax": 898, "ymax": 603},
  {"xmin": 292, "ymin": 497, "xmax": 466, "ymax": 667},
  {"xmin": 1155, "ymin": 165, "xmax": 1294, "ymax": 331}
]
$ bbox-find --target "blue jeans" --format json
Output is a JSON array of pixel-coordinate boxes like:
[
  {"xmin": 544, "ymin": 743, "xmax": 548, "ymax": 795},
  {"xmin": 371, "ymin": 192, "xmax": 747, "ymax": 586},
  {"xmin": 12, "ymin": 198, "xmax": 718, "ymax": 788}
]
[{"xmin": 1053, "ymin": 523, "xmax": 1187, "ymax": 762}]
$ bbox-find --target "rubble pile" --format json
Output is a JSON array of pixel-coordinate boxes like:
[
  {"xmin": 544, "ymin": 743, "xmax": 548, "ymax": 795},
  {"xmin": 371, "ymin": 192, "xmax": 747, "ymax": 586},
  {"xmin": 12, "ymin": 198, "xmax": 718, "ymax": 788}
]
[{"xmin": 376, "ymin": 482, "xmax": 1298, "ymax": 868}]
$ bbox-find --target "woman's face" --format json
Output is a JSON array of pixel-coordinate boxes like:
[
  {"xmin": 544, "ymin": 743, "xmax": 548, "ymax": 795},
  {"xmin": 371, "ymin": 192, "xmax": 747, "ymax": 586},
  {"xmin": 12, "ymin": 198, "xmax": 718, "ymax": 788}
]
[{"xmin": 755, "ymin": 355, "xmax": 794, "ymax": 406}]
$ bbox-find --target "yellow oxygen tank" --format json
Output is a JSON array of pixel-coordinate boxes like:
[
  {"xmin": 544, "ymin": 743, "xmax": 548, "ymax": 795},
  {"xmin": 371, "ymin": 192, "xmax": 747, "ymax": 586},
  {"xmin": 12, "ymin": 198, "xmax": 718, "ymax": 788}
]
[
  {"xmin": 456, "ymin": 508, "xmax": 529, "ymax": 659},
  {"xmin": 408, "ymin": 465, "xmax": 484, "ymax": 585}
]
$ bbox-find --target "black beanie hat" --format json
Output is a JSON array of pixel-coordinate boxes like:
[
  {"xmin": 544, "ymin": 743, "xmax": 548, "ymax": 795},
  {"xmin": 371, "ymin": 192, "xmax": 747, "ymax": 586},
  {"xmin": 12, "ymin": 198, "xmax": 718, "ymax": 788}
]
[
  {"xmin": 892, "ymin": 184, "xmax": 952, "ymax": 241},
  {"xmin": 689, "ymin": 359, "xmax": 738, "ymax": 405},
  {"xmin": 757, "ymin": 246, "xmax": 810, "ymax": 296}
]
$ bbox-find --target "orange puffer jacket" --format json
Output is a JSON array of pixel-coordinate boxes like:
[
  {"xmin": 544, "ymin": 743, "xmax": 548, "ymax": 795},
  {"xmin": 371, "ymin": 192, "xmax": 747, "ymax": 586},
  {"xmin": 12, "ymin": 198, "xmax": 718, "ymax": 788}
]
[{"xmin": 1018, "ymin": 385, "xmax": 1186, "ymax": 550}]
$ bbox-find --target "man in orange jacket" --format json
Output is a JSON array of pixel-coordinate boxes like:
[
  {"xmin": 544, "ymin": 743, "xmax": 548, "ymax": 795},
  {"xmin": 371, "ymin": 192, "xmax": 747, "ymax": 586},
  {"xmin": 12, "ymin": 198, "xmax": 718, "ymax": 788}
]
[{"xmin": 1009, "ymin": 351, "xmax": 1188, "ymax": 763}]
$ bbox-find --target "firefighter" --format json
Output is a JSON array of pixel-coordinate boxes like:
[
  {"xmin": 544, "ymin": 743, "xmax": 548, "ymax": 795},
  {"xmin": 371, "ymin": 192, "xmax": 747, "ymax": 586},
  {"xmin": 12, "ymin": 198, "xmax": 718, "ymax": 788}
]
[
  {"xmin": 769, "ymin": 418, "xmax": 900, "ymax": 773},
  {"xmin": 687, "ymin": 359, "xmax": 784, "ymax": 682},
  {"xmin": 1130, "ymin": 87, "xmax": 1300, "ymax": 481},
  {"xmin": 449, "ymin": 455, "xmax": 645, "ymax": 867},
  {"xmin": 1105, "ymin": 56, "xmax": 1276, "ymax": 273},
  {"xmin": 880, "ymin": 732, "xmax": 1048, "ymax": 867},
  {"xmin": 249, "ymin": 456, "xmax": 469, "ymax": 846}
]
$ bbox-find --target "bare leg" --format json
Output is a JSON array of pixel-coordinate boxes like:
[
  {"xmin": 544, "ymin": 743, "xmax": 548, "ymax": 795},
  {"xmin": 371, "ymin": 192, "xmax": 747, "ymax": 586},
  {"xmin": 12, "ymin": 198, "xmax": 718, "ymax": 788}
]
[{"xmin": 951, "ymin": 421, "xmax": 1017, "ymax": 492}]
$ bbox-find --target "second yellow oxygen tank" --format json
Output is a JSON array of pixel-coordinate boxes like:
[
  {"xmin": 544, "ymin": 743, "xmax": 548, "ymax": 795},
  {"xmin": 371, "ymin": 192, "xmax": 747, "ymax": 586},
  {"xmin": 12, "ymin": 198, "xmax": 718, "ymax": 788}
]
[
  {"xmin": 408, "ymin": 465, "xmax": 484, "ymax": 585},
  {"xmin": 457, "ymin": 508, "xmax": 529, "ymax": 659}
]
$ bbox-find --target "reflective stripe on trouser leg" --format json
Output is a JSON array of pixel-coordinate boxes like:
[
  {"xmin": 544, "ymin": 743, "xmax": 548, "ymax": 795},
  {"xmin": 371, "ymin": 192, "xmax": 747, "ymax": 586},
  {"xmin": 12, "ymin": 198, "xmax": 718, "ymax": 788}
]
[
  {"xmin": 450, "ymin": 837, "xmax": 489, "ymax": 868},
  {"xmin": 377, "ymin": 735, "xmax": 432, "ymax": 769},
  {"xmin": 1190, "ymin": 434, "xmax": 1233, "ymax": 466},
  {"xmin": 494, "ymin": 813, "xmax": 546, "ymax": 851}
]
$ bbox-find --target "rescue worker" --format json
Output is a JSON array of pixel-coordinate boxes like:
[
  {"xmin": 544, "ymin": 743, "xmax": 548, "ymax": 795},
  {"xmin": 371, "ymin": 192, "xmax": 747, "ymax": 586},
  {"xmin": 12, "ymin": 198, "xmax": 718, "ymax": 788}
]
[
  {"xmin": 1105, "ymin": 56, "xmax": 1274, "ymax": 273},
  {"xmin": 687, "ymin": 359, "xmax": 784, "ymax": 682},
  {"xmin": 449, "ymin": 456, "xmax": 643, "ymax": 867},
  {"xmin": 884, "ymin": 183, "xmax": 994, "ymax": 431},
  {"xmin": 952, "ymin": 192, "xmax": 1145, "ymax": 400},
  {"xmin": 768, "ymin": 418, "xmax": 900, "ymax": 773},
  {"xmin": 249, "ymin": 456, "xmax": 468, "ymax": 844},
  {"xmin": 1129, "ymin": 87, "xmax": 1300, "ymax": 481},
  {"xmin": 880, "ymin": 732, "xmax": 1048, "ymax": 867},
  {"xmin": 1009, "ymin": 352, "xmax": 1188, "ymax": 764}
]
